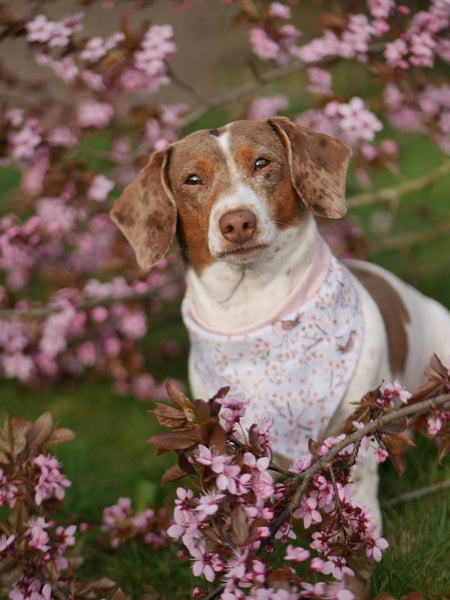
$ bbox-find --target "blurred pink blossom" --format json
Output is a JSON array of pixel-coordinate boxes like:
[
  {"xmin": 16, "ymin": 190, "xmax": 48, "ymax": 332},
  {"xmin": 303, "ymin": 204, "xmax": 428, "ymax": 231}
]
[{"xmin": 77, "ymin": 100, "xmax": 114, "ymax": 129}]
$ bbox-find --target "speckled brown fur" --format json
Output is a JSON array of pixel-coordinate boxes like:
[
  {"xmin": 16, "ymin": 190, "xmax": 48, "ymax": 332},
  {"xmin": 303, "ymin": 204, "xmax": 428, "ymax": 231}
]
[{"xmin": 348, "ymin": 263, "xmax": 411, "ymax": 376}]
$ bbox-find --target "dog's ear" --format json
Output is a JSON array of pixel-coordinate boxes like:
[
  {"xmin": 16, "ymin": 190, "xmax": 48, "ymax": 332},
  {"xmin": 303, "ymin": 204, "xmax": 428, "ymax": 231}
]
[
  {"xmin": 110, "ymin": 148, "xmax": 176, "ymax": 269},
  {"xmin": 268, "ymin": 116, "xmax": 351, "ymax": 219}
]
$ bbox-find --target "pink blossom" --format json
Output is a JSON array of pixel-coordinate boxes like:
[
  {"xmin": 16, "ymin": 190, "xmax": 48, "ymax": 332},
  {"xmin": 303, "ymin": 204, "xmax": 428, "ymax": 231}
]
[
  {"xmin": 380, "ymin": 379, "xmax": 412, "ymax": 405},
  {"xmin": 249, "ymin": 28, "xmax": 280, "ymax": 61},
  {"xmin": 293, "ymin": 491, "xmax": 322, "ymax": 528},
  {"xmin": 5, "ymin": 108, "xmax": 24, "ymax": 126},
  {"xmin": 427, "ymin": 414, "xmax": 442, "ymax": 435},
  {"xmin": 307, "ymin": 67, "xmax": 332, "ymax": 96},
  {"xmin": 26, "ymin": 14, "xmax": 56, "ymax": 43},
  {"xmin": 384, "ymin": 38, "xmax": 409, "ymax": 68},
  {"xmin": 115, "ymin": 307, "xmax": 147, "ymax": 339},
  {"xmin": 367, "ymin": 0, "xmax": 395, "ymax": 19},
  {"xmin": 247, "ymin": 95, "xmax": 288, "ymax": 120},
  {"xmin": 365, "ymin": 528, "xmax": 389, "ymax": 561},
  {"xmin": 312, "ymin": 555, "xmax": 354, "ymax": 581},
  {"xmin": 39, "ymin": 306, "xmax": 77, "ymax": 358},
  {"xmin": 0, "ymin": 471, "xmax": 19, "ymax": 509},
  {"xmin": 22, "ymin": 148, "xmax": 49, "ymax": 195},
  {"xmin": 375, "ymin": 447, "xmax": 389, "ymax": 463},
  {"xmin": 77, "ymin": 100, "xmax": 114, "ymax": 129},
  {"xmin": 56, "ymin": 524, "xmax": 77, "ymax": 548},
  {"xmin": 0, "ymin": 534, "xmax": 15, "ymax": 553},
  {"xmin": 80, "ymin": 37, "xmax": 107, "ymax": 62},
  {"xmin": 33, "ymin": 454, "xmax": 71, "ymax": 505},
  {"xmin": 284, "ymin": 544, "xmax": 310, "ymax": 562},
  {"xmin": 195, "ymin": 492, "xmax": 225, "ymax": 521},
  {"xmin": 129, "ymin": 24, "xmax": 176, "ymax": 92},
  {"xmin": 24, "ymin": 516, "xmax": 50, "ymax": 552},
  {"xmin": 337, "ymin": 97, "xmax": 383, "ymax": 144},
  {"xmin": 410, "ymin": 31, "xmax": 435, "ymax": 67},
  {"xmin": 1, "ymin": 352, "xmax": 35, "ymax": 383},
  {"xmin": 212, "ymin": 458, "xmax": 241, "ymax": 494},
  {"xmin": 87, "ymin": 174, "xmax": 114, "ymax": 202},
  {"xmin": 8, "ymin": 118, "xmax": 42, "ymax": 162},
  {"xmin": 191, "ymin": 540, "xmax": 217, "ymax": 582},
  {"xmin": 37, "ymin": 198, "xmax": 76, "ymax": 237},
  {"xmin": 269, "ymin": 2, "xmax": 291, "ymax": 19}
]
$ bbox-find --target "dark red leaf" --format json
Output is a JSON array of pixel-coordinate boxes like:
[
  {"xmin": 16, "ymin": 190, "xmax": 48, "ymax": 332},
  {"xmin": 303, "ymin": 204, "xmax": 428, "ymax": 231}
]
[
  {"xmin": 26, "ymin": 412, "xmax": 53, "ymax": 449},
  {"xmin": 152, "ymin": 404, "xmax": 187, "ymax": 430},
  {"xmin": 161, "ymin": 464, "xmax": 187, "ymax": 486},
  {"xmin": 148, "ymin": 428, "xmax": 201, "ymax": 453},
  {"xmin": 208, "ymin": 422, "xmax": 227, "ymax": 455}
]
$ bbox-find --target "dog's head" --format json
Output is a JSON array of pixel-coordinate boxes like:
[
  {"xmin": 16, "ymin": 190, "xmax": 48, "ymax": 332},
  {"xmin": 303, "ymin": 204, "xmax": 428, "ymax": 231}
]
[{"xmin": 110, "ymin": 117, "xmax": 351, "ymax": 271}]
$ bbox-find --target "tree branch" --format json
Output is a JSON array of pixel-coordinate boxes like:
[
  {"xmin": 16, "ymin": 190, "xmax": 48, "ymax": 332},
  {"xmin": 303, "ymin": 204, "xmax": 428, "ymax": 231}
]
[
  {"xmin": 270, "ymin": 393, "xmax": 450, "ymax": 536},
  {"xmin": 387, "ymin": 479, "xmax": 450, "ymax": 507},
  {"xmin": 368, "ymin": 223, "xmax": 450, "ymax": 254},
  {"xmin": 346, "ymin": 162, "xmax": 450, "ymax": 209},
  {"xmin": 0, "ymin": 275, "xmax": 184, "ymax": 320}
]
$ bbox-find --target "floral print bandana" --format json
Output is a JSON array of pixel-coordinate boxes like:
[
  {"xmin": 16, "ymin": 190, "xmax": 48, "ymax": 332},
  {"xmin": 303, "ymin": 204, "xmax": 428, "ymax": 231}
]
[{"xmin": 182, "ymin": 240, "xmax": 364, "ymax": 460}]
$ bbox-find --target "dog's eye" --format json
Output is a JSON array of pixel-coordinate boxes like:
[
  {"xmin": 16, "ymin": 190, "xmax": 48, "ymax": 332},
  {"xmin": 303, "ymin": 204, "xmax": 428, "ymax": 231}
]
[
  {"xmin": 254, "ymin": 158, "xmax": 271, "ymax": 170},
  {"xmin": 185, "ymin": 174, "xmax": 202, "ymax": 185}
]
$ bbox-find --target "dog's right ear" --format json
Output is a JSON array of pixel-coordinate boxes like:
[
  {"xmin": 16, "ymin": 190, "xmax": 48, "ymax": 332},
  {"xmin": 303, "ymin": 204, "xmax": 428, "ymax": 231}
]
[{"xmin": 110, "ymin": 148, "xmax": 176, "ymax": 269}]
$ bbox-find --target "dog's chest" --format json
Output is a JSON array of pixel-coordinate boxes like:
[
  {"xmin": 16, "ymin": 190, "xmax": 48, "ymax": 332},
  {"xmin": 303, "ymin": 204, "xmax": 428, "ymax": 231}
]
[{"xmin": 182, "ymin": 254, "xmax": 364, "ymax": 460}]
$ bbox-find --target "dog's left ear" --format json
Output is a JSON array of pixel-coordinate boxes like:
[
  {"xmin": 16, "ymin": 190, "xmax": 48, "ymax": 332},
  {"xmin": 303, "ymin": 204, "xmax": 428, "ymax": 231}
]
[
  {"xmin": 110, "ymin": 148, "xmax": 176, "ymax": 269},
  {"xmin": 269, "ymin": 116, "xmax": 352, "ymax": 219}
]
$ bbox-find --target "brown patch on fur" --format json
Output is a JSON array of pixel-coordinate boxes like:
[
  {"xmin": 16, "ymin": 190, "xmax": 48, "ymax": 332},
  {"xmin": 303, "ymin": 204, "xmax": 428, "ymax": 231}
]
[
  {"xmin": 229, "ymin": 121, "xmax": 303, "ymax": 229},
  {"xmin": 110, "ymin": 149, "xmax": 177, "ymax": 269},
  {"xmin": 268, "ymin": 117, "xmax": 351, "ymax": 220},
  {"xmin": 349, "ymin": 264, "xmax": 411, "ymax": 376},
  {"xmin": 167, "ymin": 131, "xmax": 233, "ymax": 271}
]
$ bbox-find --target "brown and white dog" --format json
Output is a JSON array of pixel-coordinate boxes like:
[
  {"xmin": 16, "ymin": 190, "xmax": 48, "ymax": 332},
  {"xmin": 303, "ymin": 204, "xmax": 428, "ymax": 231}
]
[{"xmin": 110, "ymin": 117, "xmax": 450, "ymax": 525}]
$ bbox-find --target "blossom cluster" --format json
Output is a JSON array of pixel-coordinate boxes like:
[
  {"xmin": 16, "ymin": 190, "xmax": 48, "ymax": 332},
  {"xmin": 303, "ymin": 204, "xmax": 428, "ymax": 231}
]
[
  {"xmin": 148, "ymin": 383, "xmax": 399, "ymax": 599},
  {"xmin": 0, "ymin": 413, "xmax": 76, "ymax": 599},
  {"xmin": 0, "ymin": 411, "xmax": 132, "ymax": 600},
  {"xmin": 148, "ymin": 357, "xmax": 449, "ymax": 599},
  {"xmin": 101, "ymin": 496, "xmax": 172, "ymax": 549},
  {"xmin": 0, "ymin": 209, "xmax": 183, "ymax": 395}
]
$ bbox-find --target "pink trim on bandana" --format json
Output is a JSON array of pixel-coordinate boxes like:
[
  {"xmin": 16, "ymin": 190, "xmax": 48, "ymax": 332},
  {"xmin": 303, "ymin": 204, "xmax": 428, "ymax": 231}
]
[
  {"xmin": 187, "ymin": 236, "xmax": 332, "ymax": 336},
  {"xmin": 182, "ymin": 245, "xmax": 364, "ymax": 461}
]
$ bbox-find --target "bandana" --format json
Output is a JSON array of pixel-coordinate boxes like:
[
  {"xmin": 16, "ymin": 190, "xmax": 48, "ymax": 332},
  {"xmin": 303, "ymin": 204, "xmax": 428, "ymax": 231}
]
[{"xmin": 182, "ymin": 238, "xmax": 364, "ymax": 460}]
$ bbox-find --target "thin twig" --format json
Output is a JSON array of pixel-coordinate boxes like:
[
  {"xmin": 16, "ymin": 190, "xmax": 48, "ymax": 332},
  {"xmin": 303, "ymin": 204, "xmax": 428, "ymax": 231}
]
[
  {"xmin": 0, "ymin": 275, "xmax": 184, "ymax": 320},
  {"xmin": 179, "ymin": 61, "xmax": 302, "ymax": 128},
  {"xmin": 387, "ymin": 479, "xmax": 450, "ymax": 507},
  {"xmin": 368, "ymin": 223, "xmax": 450, "ymax": 254},
  {"xmin": 346, "ymin": 162, "xmax": 450, "ymax": 209}
]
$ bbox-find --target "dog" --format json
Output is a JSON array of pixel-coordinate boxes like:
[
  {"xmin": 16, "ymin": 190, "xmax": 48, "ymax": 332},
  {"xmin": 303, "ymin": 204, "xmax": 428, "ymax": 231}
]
[{"xmin": 110, "ymin": 117, "xmax": 450, "ymax": 526}]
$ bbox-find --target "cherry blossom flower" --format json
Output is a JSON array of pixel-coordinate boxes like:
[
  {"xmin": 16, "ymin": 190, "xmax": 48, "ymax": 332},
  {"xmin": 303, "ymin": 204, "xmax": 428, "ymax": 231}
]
[
  {"xmin": 293, "ymin": 491, "xmax": 323, "ymax": 528},
  {"xmin": 24, "ymin": 516, "xmax": 51, "ymax": 553},
  {"xmin": 284, "ymin": 544, "xmax": 310, "ymax": 563},
  {"xmin": 88, "ymin": 174, "xmax": 114, "ymax": 202},
  {"xmin": 195, "ymin": 492, "xmax": 225, "ymax": 521},
  {"xmin": 269, "ymin": 2, "xmax": 291, "ymax": 19},
  {"xmin": 33, "ymin": 454, "xmax": 71, "ymax": 505},
  {"xmin": 77, "ymin": 100, "xmax": 114, "ymax": 129},
  {"xmin": 191, "ymin": 540, "xmax": 218, "ymax": 582},
  {"xmin": 379, "ymin": 379, "xmax": 412, "ymax": 405},
  {"xmin": 249, "ymin": 28, "xmax": 279, "ymax": 61},
  {"xmin": 247, "ymin": 95, "xmax": 289, "ymax": 120},
  {"xmin": 365, "ymin": 528, "xmax": 389, "ymax": 561},
  {"xmin": 307, "ymin": 68, "xmax": 332, "ymax": 96}
]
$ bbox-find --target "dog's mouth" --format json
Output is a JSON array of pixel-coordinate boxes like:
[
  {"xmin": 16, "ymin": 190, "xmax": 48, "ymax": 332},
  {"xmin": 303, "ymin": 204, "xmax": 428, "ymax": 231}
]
[{"xmin": 215, "ymin": 244, "xmax": 269, "ymax": 260}]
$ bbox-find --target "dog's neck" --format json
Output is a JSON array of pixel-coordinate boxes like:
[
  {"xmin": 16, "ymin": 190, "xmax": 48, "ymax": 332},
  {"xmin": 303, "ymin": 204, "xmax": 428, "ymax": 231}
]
[{"xmin": 185, "ymin": 213, "xmax": 320, "ymax": 331}]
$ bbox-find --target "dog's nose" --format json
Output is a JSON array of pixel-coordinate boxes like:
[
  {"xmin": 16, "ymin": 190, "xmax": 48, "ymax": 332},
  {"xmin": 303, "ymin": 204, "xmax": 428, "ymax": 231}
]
[{"xmin": 219, "ymin": 209, "xmax": 257, "ymax": 243}]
